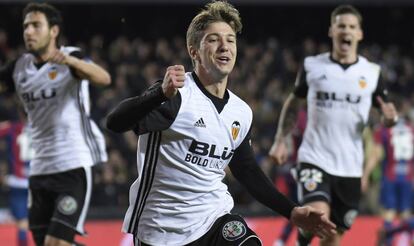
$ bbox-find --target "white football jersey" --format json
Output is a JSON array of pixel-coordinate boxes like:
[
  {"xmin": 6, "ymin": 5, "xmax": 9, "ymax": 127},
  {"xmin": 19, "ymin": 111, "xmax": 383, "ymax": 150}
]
[
  {"xmin": 298, "ymin": 53, "xmax": 381, "ymax": 177},
  {"xmin": 123, "ymin": 72, "xmax": 253, "ymax": 245},
  {"xmin": 12, "ymin": 46, "xmax": 107, "ymax": 175}
]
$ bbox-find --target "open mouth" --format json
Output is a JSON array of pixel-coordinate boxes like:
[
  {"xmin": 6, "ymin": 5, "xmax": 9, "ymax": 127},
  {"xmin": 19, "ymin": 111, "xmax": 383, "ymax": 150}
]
[
  {"xmin": 216, "ymin": 56, "xmax": 231, "ymax": 64},
  {"xmin": 217, "ymin": 56, "xmax": 230, "ymax": 62},
  {"xmin": 341, "ymin": 38, "xmax": 352, "ymax": 46}
]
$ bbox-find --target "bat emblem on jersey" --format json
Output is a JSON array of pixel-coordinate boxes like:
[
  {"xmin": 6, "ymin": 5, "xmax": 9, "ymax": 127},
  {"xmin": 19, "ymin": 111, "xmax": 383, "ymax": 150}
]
[
  {"xmin": 231, "ymin": 121, "xmax": 240, "ymax": 140},
  {"xmin": 48, "ymin": 66, "xmax": 58, "ymax": 80},
  {"xmin": 358, "ymin": 76, "xmax": 367, "ymax": 89}
]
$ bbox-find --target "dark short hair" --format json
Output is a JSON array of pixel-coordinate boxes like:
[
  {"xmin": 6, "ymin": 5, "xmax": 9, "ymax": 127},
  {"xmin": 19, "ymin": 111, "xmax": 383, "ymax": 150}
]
[
  {"xmin": 331, "ymin": 5, "xmax": 362, "ymax": 26},
  {"xmin": 186, "ymin": 1, "xmax": 242, "ymax": 55},
  {"xmin": 23, "ymin": 2, "xmax": 62, "ymax": 30}
]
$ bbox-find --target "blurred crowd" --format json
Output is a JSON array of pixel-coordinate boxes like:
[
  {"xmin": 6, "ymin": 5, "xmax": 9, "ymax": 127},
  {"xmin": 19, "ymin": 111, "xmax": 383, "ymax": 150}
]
[{"xmin": 1, "ymin": 27, "xmax": 414, "ymax": 217}]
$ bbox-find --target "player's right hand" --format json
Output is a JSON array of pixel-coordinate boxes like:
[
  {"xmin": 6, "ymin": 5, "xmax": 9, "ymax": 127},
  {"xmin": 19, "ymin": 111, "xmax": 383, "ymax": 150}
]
[
  {"xmin": 290, "ymin": 206, "xmax": 337, "ymax": 239},
  {"xmin": 162, "ymin": 65, "xmax": 185, "ymax": 98},
  {"xmin": 268, "ymin": 140, "xmax": 288, "ymax": 165},
  {"xmin": 47, "ymin": 49, "xmax": 69, "ymax": 65}
]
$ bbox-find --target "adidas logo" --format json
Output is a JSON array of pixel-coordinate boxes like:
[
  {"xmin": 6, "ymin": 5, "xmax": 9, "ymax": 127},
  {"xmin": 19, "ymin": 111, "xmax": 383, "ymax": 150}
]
[{"xmin": 194, "ymin": 118, "xmax": 206, "ymax": 128}]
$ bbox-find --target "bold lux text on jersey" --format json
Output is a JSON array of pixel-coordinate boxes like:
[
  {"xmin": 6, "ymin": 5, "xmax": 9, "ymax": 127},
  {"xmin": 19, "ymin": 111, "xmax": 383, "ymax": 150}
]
[{"xmin": 185, "ymin": 140, "xmax": 234, "ymax": 169}]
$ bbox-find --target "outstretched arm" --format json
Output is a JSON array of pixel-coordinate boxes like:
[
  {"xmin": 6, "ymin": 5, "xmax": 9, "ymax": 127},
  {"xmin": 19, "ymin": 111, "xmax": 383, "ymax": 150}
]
[
  {"xmin": 290, "ymin": 206, "xmax": 337, "ymax": 238},
  {"xmin": 229, "ymin": 137, "xmax": 336, "ymax": 238}
]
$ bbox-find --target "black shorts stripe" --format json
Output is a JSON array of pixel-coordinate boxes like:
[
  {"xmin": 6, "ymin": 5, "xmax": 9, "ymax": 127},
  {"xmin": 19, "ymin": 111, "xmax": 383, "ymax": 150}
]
[
  {"xmin": 127, "ymin": 132, "xmax": 161, "ymax": 234},
  {"xmin": 77, "ymin": 83, "xmax": 100, "ymax": 163}
]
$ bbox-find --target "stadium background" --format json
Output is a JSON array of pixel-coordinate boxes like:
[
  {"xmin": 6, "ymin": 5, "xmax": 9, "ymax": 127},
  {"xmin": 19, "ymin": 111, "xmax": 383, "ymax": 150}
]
[{"xmin": 1, "ymin": 0, "xmax": 414, "ymax": 245}]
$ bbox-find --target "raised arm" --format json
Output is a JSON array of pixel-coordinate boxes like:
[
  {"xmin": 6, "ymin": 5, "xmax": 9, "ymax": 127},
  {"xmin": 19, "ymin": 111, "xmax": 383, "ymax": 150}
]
[
  {"xmin": 106, "ymin": 65, "xmax": 185, "ymax": 133},
  {"xmin": 47, "ymin": 49, "xmax": 111, "ymax": 86},
  {"xmin": 376, "ymin": 96, "xmax": 398, "ymax": 128},
  {"xmin": 371, "ymin": 75, "xmax": 398, "ymax": 128}
]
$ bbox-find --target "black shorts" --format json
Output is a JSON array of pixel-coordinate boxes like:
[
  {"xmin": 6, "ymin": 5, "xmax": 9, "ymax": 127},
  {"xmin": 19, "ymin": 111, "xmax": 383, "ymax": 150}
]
[
  {"xmin": 297, "ymin": 163, "xmax": 361, "ymax": 230},
  {"xmin": 137, "ymin": 214, "xmax": 261, "ymax": 246},
  {"xmin": 28, "ymin": 166, "xmax": 93, "ymax": 243}
]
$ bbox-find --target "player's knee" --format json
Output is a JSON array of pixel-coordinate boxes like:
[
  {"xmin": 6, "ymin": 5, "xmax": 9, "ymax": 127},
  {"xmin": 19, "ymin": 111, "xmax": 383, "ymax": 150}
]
[{"xmin": 44, "ymin": 235, "xmax": 73, "ymax": 246}]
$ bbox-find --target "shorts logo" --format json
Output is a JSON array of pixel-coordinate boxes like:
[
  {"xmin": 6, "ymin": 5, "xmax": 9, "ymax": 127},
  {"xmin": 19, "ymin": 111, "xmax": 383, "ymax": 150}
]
[
  {"xmin": 222, "ymin": 220, "xmax": 246, "ymax": 241},
  {"xmin": 299, "ymin": 168, "xmax": 322, "ymax": 192},
  {"xmin": 304, "ymin": 179, "xmax": 318, "ymax": 191},
  {"xmin": 344, "ymin": 209, "xmax": 358, "ymax": 227},
  {"xmin": 58, "ymin": 196, "xmax": 78, "ymax": 215}
]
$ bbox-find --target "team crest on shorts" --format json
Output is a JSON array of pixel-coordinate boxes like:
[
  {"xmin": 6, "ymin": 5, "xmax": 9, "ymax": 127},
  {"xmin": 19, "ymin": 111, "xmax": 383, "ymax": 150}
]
[
  {"xmin": 58, "ymin": 196, "xmax": 78, "ymax": 215},
  {"xmin": 222, "ymin": 220, "xmax": 246, "ymax": 241},
  {"xmin": 304, "ymin": 179, "xmax": 318, "ymax": 191}
]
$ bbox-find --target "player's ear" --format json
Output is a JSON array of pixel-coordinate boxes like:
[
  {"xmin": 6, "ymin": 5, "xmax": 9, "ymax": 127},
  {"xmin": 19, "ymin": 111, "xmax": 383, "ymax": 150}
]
[
  {"xmin": 358, "ymin": 29, "xmax": 364, "ymax": 41},
  {"xmin": 188, "ymin": 45, "xmax": 197, "ymax": 60},
  {"xmin": 50, "ymin": 25, "xmax": 59, "ymax": 39},
  {"xmin": 188, "ymin": 45, "xmax": 200, "ymax": 64},
  {"xmin": 328, "ymin": 26, "xmax": 333, "ymax": 38}
]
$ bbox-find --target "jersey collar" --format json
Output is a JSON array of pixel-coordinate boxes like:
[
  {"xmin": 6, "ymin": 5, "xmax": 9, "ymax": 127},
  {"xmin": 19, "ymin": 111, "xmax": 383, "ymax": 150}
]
[
  {"xmin": 191, "ymin": 71, "xmax": 229, "ymax": 113},
  {"xmin": 329, "ymin": 53, "xmax": 359, "ymax": 71}
]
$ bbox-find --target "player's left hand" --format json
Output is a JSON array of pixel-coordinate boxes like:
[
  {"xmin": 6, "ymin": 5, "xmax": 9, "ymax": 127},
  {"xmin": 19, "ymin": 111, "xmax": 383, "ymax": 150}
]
[
  {"xmin": 377, "ymin": 96, "xmax": 398, "ymax": 126},
  {"xmin": 290, "ymin": 206, "xmax": 337, "ymax": 239}
]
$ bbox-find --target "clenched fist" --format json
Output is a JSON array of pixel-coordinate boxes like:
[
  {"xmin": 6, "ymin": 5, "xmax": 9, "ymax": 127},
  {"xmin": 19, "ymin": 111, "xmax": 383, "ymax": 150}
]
[{"xmin": 162, "ymin": 65, "xmax": 186, "ymax": 98}]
